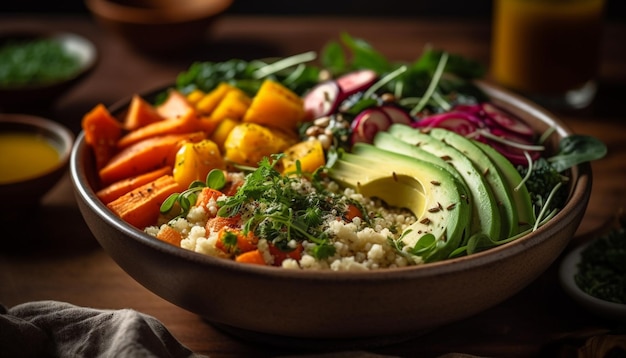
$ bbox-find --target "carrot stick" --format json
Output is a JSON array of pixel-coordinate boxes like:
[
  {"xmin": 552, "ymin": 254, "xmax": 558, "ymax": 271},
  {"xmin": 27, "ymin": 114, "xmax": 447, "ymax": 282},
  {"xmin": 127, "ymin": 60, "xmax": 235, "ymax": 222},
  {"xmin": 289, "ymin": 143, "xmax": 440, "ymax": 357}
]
[
  {"xmin": 123, "ymin": 94, "xmax": 166, "ymax": 131},
  {"xmin": 96, "ymin": 166, "xmax": 172, "ymax": 204},
  {"xmin": 116, "ymin": 108, "xmax": 204, "ymax": 149},
  {"xmin": 99, "ymin": 131, "xmax": 205, "ymax": 185},
  {"xmin": 82, "ymin": 103, "xmax": 123, "ymax": 170},
  {"xmin": 156, "ymin": 89, "xmax": 195, "ymax": 119},
  {"xmin": 107, "ymin": 175, "xmax": 184, "ymax": 229}
]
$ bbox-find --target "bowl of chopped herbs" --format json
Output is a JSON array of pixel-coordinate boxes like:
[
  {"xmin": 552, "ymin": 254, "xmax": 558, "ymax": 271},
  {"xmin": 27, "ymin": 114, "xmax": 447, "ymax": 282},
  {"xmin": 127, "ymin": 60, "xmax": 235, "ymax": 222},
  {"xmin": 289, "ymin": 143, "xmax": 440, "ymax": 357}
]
[
  {"xmin": 559, "ymin": 220, "xmax": 626, "ymax": 321},
  {"xmin": 0, "ymin": 30, "xmax": 98, "ymax": 110}
]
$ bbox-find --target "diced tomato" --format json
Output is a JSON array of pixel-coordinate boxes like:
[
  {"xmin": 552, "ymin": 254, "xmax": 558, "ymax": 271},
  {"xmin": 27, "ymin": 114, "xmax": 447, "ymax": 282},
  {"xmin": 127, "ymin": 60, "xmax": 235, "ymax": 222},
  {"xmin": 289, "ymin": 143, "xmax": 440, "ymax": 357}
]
[{"xmin": 268, "ymin": 242, "xmax": 303, "ymax": 266}]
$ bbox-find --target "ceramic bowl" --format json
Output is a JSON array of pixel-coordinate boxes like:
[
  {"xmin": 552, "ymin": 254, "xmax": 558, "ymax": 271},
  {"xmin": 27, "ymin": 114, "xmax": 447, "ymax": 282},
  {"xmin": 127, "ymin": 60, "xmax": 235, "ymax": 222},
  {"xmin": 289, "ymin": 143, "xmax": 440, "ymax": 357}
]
[
  {"xmin": 559, "ymin": 239, "xmax": 626, "ymax": 321},
  {"xmin": 0, "ymin": 114, "xmax": 74, "ymax": 209},
  {"xmin": 85, "ymin": 0, "xmax": 233, "ymax": 54},
  {"xmin": 70, "ymin": 81, "xmax": 592, "ymax": 347},
  {"xmin": 0, "ymin": 31, "xmax": 98, "ymax": 110}
]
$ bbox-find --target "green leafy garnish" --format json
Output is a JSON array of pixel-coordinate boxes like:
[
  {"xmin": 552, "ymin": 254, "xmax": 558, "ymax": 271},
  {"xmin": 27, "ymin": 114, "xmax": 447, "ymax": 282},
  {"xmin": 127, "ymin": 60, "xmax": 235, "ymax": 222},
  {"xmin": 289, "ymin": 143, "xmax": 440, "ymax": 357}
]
[
  {"xmin": 548, "ymin": 134, "xmax": 608, "ymax": 172},
  {"xmin": 160, "ymin": 169, "xmax": 226, "ymax": 218},
  {"xmin": 518, "ymin": 134, "xmax": 607, "ymax": 218},
  {"xmin": 217, "ymin": 156, "xmax": 339, "ymax": 260}
]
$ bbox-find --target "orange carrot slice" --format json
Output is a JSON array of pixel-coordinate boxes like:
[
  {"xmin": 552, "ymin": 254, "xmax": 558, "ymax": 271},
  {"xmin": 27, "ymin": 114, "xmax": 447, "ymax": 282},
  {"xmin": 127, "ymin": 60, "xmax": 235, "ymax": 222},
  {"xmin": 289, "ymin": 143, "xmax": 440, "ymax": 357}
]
[
  {"xmin": 96, "ymin": 166, "xmax": 172, "ymax": 204},
  {"xmin": 235, "ymin": 249, "xmax": 266, "ymax": 265},
  {"xmin": 107, "ymin": 175, "xmax": 184, "ymax": 229},
  {"xmin": 82, "ymin": 103, "xmax": 123, "ymax": 170},
  {"xmin": 155, "ymin": 89, "xmax": 195, "ymax": 119},
  {"xmin": 99, "ymin": 131, "xmax": 205, "ymax": 185},
  {"xmin": 123, "ymin": 94, "xmax": 166, "ymax": 131},
  {"xmin": 156, "ymin": 225, "xmax": 184, "ymax": 246}
]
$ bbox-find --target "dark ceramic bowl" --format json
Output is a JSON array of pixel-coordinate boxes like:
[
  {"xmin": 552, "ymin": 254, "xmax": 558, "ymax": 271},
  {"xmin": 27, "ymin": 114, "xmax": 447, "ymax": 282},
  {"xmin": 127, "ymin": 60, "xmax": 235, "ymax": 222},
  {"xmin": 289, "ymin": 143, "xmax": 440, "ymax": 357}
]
[
  {"xmin": 0, "ymin": 114, "xmax": 74, "ymax": 208},
  {"xmin": 85, "ymin": 0, "xmax": 233, "ymax": 54},
  {"xmin": 70, "ymin": 81, "xmax": 591, "ymax": 347},
  {"xmin": 0, "ymin": 31, "xmax": 98, "ymax": 110}
]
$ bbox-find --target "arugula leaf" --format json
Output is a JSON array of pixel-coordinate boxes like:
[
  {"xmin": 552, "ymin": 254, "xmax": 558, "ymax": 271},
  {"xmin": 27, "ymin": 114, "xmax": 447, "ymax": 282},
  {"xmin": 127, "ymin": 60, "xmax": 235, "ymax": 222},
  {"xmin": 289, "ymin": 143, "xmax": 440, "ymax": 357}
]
[{"xmin": 548, "ymin": 134, "xmax": 608, "ymax": 172}]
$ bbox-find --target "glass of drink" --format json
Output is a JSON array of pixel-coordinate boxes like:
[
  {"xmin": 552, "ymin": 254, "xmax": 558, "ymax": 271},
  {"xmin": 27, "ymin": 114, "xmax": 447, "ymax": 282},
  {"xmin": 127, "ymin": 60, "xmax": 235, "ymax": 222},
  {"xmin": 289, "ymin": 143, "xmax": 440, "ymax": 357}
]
[{"xmin": 490, "ymin": 0, "xmax": 606, "ymax": 110}]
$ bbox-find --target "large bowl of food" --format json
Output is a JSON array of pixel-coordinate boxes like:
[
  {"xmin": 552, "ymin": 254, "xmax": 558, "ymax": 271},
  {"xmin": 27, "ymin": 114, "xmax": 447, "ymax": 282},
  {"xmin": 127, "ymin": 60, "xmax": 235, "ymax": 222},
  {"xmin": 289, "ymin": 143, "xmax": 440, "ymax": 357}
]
[{"xmin": 70, "ymin": 35, "xmax": 601, "ymax": 344}]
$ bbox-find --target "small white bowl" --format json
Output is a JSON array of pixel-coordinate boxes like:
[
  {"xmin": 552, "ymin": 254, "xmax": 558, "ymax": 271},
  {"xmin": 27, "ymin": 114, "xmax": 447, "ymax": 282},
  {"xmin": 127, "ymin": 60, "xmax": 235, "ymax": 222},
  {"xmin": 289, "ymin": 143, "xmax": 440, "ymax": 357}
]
[{"xmin": 559, "ymin": 240, "xmax": 626, "ymax": 321}]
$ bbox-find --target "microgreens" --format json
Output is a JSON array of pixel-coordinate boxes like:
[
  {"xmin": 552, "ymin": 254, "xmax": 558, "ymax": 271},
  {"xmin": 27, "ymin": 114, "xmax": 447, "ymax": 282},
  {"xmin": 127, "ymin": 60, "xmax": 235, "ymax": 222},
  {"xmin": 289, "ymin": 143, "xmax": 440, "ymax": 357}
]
[
  {"xmin": 217, "ymin": 156, "xmax": 338, "ymax": 260},
  {"xmin": 160, "ymin": 169, "xmax": 226, "ymax": 218}
]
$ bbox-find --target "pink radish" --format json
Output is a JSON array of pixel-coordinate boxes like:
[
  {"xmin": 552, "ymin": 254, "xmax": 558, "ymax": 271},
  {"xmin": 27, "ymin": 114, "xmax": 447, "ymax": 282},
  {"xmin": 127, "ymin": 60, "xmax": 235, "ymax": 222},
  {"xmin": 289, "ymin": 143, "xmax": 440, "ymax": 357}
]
[
  {"xmin": 412, "ymin": 111, "xmax": 482, "ymax": 136},
  {"xmin": 481, "ymin": 103, "xmax": 534, "ymax": 138},
  {"xmin": 380, "ymin": 105, "xmax": 413, "ymax": 125},
  {"xmin": 350, "ymin": 108, "xmax": 392, "ymax": 145},
  {"xmin": 336, "ymin": 69, "xmax": 378, "ymax": 97},
  {"xmin": 452, "ymin": 103, "xmax": 483, "ymax": 115},
  {"xmin": 303, "ymin": 80, "xmax": 343, "ymax": 120}
]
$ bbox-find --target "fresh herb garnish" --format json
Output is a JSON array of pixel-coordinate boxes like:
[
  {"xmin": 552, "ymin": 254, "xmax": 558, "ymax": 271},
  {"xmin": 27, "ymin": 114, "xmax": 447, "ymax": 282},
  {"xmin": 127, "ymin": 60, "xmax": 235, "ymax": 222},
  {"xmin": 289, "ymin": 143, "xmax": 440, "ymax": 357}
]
[
  {"xmin": 160, "ymin": 169, "xmax": 226, "ymax": 218},
  {"xmin": 217, "ymin": 156, "xmax": 337, "ymax": 260},
  {"xmin": 169, "ymin": 32, "xmax": 488, "ymax": 117}
]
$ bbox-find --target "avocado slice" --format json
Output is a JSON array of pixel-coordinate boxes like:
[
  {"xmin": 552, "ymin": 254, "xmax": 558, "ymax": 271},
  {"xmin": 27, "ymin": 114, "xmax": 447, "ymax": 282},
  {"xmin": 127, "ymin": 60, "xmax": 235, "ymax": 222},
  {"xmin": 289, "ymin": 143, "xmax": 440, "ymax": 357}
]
[
  {"xmin": 473, "ymin": 140, "xmax": 536, "ymax": 230},
  {"xmin": 372, "ymin": 131, "xmax": 469, "ymax": 189},
  {"xmin": 328, "ymin": 143, "xmax": 471, "ymax": 262},
  {"xmin": 428, "ymin": 128, "xmax": 518, "ymax": 239},
  {"xmin": 387, "ymin": 124, "xmax": 501, "ymax": 241}
]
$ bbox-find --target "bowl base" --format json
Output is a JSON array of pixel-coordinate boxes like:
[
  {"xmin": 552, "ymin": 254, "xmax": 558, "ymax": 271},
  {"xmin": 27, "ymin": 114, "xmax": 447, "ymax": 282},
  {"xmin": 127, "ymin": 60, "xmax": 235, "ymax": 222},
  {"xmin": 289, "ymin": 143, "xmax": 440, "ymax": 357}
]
[{"xmin": 209, "ymin": 321, "xmax": 430, "ymax": 352}]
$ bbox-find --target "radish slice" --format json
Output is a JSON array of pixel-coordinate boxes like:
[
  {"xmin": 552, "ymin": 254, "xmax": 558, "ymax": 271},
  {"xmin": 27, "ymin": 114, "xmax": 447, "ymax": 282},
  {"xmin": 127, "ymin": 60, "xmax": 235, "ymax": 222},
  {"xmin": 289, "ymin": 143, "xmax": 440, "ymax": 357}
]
[
  {"xmin": 481, "ymin": 103, "xmax": 534, "ymax": 138},
  {"xmin": 303, "ymin": 80, "xmax": 343, "ymax": 120},
  {"xmin": 412, "ymin": 111, "xmax": 482, "ymax": 136},
  {"xmin": 336, "ymin": 69, "xmax": 378, "ymax": 98},
  {"xmin": 380, "ymin": 105, "xmax": 413, "ymax": 125},
  {"xmin": 350, "ymin": 108, "xmax": 392, "ymax": 144},
  {"xmin": 452, "ymin": 103, "xmax": 483, "ymax": 115}
]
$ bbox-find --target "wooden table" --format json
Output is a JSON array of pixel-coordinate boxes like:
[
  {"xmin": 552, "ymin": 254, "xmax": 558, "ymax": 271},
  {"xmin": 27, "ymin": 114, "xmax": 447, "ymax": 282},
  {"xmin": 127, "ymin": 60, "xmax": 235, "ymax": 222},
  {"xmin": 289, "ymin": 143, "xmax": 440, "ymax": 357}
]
[{"xmin": 1, "ymin": 14, "xmax": 625, "ymax": 358}]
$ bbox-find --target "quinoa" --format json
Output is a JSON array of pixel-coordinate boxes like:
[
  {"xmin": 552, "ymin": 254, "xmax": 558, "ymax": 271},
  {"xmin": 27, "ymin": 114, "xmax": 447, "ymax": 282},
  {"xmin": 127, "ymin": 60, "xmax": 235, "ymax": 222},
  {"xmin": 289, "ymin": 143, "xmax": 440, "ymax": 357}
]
[{"xmin": 146, "ymin": 166, "xmax": 419, "ymax": 271}]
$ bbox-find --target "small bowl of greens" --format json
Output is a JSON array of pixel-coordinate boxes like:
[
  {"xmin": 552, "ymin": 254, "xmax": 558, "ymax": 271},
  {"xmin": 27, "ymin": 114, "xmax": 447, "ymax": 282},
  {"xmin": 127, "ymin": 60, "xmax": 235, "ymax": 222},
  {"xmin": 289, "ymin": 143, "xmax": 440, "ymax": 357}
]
[
  {"xmin": 559, "ymin": 223, "xmax": 626, "ymax": 321},
  {"xmin": 0, "ymin": 30, "xmax": 98, "ymax": 110}
]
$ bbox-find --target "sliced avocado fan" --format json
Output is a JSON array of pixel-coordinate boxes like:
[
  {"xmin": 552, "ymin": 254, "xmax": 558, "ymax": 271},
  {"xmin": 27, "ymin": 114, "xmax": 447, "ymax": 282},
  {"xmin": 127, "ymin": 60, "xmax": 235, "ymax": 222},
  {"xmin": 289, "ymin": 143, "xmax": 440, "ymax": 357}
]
[
  {"xmin": 328, "ymin": 144, "xmax": 471, "ymax": 263},
  {"xmin": 473, "ymin": 140, "xmax": 536, "ymax": 231},
  {"xmin": 387, "ymin": 124, "xmax": 502, "ymax": 241},
  {"xmin": 428, "ymin": 128, "xmax": 518, "ymax": 240}
]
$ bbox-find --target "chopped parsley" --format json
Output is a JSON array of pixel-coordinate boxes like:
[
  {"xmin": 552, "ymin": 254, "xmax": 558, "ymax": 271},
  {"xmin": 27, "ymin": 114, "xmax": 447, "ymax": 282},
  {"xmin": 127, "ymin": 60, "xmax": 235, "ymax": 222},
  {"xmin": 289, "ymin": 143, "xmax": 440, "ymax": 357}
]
[
  {"xmin": 0, "ymin": 38, "xmax": 81, "ymax": 87},
  {"xmin": 217, "ymin": 156, "xmax": 346, "ymax": 259},
  {"xmin": 575, "ymin": 227, "xmax": 626, "ymax": 304}
]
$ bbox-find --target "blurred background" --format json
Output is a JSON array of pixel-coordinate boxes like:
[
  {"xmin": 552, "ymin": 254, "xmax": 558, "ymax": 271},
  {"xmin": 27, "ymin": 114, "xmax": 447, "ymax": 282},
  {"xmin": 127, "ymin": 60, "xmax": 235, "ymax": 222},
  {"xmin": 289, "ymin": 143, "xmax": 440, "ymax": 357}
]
[{"xmin": 1, "ymin": 0, "xmax": 625, "ymax": 21}]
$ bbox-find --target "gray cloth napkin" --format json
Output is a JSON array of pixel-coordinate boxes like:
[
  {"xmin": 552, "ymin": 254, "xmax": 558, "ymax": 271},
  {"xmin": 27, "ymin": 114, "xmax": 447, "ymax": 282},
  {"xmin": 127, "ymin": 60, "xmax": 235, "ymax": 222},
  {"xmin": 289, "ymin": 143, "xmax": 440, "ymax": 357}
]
[{"xmin": 0, "ymin": 300, "xmax": 207, "ymax": 358}]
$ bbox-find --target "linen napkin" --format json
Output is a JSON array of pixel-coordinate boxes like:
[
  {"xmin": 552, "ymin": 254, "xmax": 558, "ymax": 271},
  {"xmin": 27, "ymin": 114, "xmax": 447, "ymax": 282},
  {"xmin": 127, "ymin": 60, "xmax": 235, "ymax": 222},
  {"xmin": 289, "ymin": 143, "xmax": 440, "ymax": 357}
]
[{"xmin": 0, "ymin": 300, "xmax": 207, "ymax": 358}]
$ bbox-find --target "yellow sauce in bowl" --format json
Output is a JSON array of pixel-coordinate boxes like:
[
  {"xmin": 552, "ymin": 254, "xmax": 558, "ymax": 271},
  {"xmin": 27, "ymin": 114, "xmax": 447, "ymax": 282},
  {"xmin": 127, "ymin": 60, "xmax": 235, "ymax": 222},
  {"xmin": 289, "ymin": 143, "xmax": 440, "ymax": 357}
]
[{"xmin": 0, "ymin": 132, "xmax": 61, "ymax": 184}]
